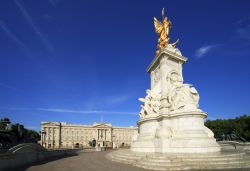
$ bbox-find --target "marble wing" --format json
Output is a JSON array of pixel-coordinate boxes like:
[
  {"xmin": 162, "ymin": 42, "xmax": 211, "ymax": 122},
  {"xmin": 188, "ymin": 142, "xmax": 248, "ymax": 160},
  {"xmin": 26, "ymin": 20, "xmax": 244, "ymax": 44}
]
[
  {"xmin": 154, "ymin": 17, "xmax": 163, "ymax": 35},
  {"xmin": 190, "ymin": 87, "xmax": 198, "ymax": 94},
  {"xmin": 138, "ymin": 98, "xmax": 145, "ymax": 103}
]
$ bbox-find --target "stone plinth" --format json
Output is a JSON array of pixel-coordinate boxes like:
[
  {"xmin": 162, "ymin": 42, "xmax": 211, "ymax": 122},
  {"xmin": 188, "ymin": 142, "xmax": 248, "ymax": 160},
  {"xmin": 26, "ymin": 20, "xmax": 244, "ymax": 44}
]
[
  {"xmin": 107, "ymin": 149, "xmax": 250, "ymax": 170},
  {"xmin": 130, "ymin": 45, "xmax": 221, "ymax": 153}
]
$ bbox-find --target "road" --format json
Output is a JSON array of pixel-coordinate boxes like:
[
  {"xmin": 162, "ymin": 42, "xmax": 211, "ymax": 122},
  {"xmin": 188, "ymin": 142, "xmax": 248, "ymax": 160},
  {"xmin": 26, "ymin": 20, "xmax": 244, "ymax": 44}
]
[
  {"xmin": 17, "ymin": 150, "xmax": 146, "ymax": 171},
  {"xmin": 16, "ymin": 150, "xmax": 250, "ymax": 171}
]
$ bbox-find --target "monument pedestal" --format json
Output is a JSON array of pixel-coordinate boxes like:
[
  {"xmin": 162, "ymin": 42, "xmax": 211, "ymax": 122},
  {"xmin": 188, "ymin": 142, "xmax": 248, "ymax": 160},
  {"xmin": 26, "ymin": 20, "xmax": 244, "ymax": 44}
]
[
  {"xmin": 131, "ymin": 112, "xmax": 220, "ymax": 153},
  {"xmin": 131, "ymin": 46, "xmax": 220, "ymax": 153}
]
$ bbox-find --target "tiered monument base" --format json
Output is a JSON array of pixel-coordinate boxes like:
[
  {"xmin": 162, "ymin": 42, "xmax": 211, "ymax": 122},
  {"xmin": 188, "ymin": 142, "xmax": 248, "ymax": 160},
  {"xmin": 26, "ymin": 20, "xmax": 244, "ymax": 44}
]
[
  {"xmin": 131, "ymin": 111, "xmax": 221, "ymax": 153},
  {"xmin": 107, "ymin": 149, "xmax": 250, "ymax": 170}
]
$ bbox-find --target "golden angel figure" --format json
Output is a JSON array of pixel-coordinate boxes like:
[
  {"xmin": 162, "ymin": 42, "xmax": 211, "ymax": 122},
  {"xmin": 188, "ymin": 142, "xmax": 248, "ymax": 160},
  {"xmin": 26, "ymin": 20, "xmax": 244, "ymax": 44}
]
[{"xmin": 154, "ymin": 8, "xmax": 179, "ymax": 55}]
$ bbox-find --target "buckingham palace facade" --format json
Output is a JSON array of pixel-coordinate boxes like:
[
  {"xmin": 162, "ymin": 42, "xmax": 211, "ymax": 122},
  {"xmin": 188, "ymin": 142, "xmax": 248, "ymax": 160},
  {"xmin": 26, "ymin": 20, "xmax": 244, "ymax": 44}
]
[{"xmin": 41, "ymin": 122, "xmax": 138, "ymax": 149}]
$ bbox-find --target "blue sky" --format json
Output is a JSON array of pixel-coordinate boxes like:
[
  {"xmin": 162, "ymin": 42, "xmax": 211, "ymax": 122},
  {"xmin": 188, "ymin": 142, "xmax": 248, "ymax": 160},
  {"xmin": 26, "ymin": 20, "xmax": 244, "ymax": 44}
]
[{"xmin": 0, "ymin": 0, "xmax": 250, "ymax": 131}]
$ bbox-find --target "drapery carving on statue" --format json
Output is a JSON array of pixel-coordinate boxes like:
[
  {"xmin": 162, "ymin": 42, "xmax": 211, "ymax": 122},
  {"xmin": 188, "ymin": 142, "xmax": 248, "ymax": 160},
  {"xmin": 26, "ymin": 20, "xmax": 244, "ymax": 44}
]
[
  {"xmin": 139, "ymin": 90, "xmax": 161, "ymax": 118},
  {"xmin": 168, "ymin": 72, "xmax": 200, "ymax": 112}
]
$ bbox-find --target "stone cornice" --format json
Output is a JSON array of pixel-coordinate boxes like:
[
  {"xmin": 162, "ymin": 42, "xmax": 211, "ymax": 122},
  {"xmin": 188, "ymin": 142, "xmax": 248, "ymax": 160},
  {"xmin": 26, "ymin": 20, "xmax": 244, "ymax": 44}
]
[
  {"xmin": 137, "ymin": 111, "xmax": 207, "ymax": 125},
  {"xmin": 41, "ymin": 121, "xmax": 137, "ymax": 130},
  {"xmin": 147, "ymin": 48, "xmax": 188, "ymax": 73}
]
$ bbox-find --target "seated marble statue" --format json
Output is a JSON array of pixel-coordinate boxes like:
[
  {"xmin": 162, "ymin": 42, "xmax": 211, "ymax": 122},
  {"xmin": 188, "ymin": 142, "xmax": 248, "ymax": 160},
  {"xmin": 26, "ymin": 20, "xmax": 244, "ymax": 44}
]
[
  {"xmin": 168, "ymin": 77, "xmax": 200, "ymax": 112},
  {"xmin": 139, "ymin": 90, "xmax": 161, "ymax": 118}
]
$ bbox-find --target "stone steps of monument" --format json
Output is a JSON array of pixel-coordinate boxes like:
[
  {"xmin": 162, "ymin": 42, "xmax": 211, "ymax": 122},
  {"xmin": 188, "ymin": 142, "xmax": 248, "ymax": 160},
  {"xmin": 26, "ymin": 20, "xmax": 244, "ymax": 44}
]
[
  {"xmin": 134, "ymin": 166, "xmax": 191, "ymax": 171},
  {"xmin": 188, "ymin": 160, "xmax": 246, "ymax": 166},
  {"xmin": 137, "ymin": 160, "xmax": 184, "ymax": 167},
  {"xmin": 145, "ymin": 153, "xmax": 244, "ymax": 160},
  {"xmin": 115, "ymin": 150, "xmax": 133, "ymax": 154},
  {"xmin": 142, "ymin": 157, "xmax": 245, "ymax": 165},
  {"xmin": 182, "ymin": 154, "xmax": 247, "ymax": 166},
  {"xmin": 182, "ymin": 156, "xmax": 244, "ymax": 162},
  {"xmin": 110, "ymin": 152, "xmax": 146, "ymax": 158},
  {"xmin": 112, "ymin": 150, "xmax": 136, "ymax": 154},
  {"xmin": 106, "ymin": 154, "xmax": 136, "ymax": 164},
  {"xmin": 188, "ymin": 158, "xmax": 250, "ymax": 169},
  {"xmin": 114, "ymin": 153, "xmax": 145, "ymax": 157},
  {"xmin": 142, "ymin": 157, "xmax": 243, "ymax": 164},
  {"xmin": 109, "ymin": 152, "xmax": 246, "ymax": 164},
  {"xmin": 134, "ymin": 162, "xmax": 191, "ymax": 171},
  {"xmin": 144, "ymin": 158, "xmax": 174, "ymax": 163},
  {"xmin": 243, "ymin": 155, "xmax": 250, "ymax": 159},
  {"xmin": 135, "ymin": 156, "xmax": 190, "ymax": 170},
  {"xmin": 109, "ymin": 153, "xmax": 142, "ymax": 160},
  {"xmin": 244, "ymin": 158, "xmax": 250, "ymax": 163},
  {"xmin": 178, "ymin": 153, "xmax": 244, "ymax": 159},
  {"xmin": 246, "ymin": 163, "xmax": 250, "ymax": 168},
  {"xmin": 242, "ymin": 158, "xmax": 250, "ymax": 165},
  {"xmin": 110, "ymin": 157, "xmax": 135, "ymax": 164},
  {"xmin": 117, "ymin": 153, "xmax": 141, "ymax": 157},
  {"xmin": 190, "ymin": 163, "xmax": 249, "ymax": 170},
  {"xmin": 135, "ymin": 160, "xmax": 248, "ymax": 170},
  {"xmin": 144, "ymin": 159, "xmax": 246, "ymax": 166},
  {"xmin": 106, "ymin": 152, "xmax": 144, "ymax": 165},
  {"xmin": 142, "ymin": 155, "xmax": 248, "ymax": 170},
  {"xmin": 107, "ymin": 150, "xmax": 250, "ymax": 170}
]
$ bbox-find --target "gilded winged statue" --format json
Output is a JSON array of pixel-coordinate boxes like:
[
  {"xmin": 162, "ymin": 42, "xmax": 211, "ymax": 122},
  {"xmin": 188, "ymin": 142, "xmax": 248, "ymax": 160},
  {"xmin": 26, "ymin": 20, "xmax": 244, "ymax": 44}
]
[{"xmin": 154, "ymin": 8, "xmax": 179, "ymax": 55}]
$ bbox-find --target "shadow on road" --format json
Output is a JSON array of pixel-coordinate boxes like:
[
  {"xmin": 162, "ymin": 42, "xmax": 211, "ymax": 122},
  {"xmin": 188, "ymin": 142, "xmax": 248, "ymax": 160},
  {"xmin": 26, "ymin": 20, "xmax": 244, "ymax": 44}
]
[{"xmin": 14, "ymin": 153, "xmax": 78, "ymax": 171}]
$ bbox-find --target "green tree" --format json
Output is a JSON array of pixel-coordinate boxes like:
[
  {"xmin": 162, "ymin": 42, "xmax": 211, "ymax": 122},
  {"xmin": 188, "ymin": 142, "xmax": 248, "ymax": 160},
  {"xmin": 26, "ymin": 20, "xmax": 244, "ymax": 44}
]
[
  {"xmin": 0, "ymin": 118, "xmax": 10, "ymax": 130},
  {"xmin": 24, "ymin": 129, "xmax": 40, "ymax": 141},
  {"xmin": 0, "ymin": 117, "xmax": 41, "ymax": 145},
  {"xmin": 205, "ymin": 115, "xmax": 250, "ymax": 141}
]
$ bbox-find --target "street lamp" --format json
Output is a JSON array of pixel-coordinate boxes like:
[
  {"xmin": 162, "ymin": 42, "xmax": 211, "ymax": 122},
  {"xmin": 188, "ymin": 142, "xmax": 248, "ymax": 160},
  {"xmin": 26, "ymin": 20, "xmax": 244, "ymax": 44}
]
[
  {"xmin": 41, "ymin": 130, "xmax": 46, "ymax": 148},
  {"xmin": 112, "ymin": 135, "xmax": 116, "ymax": 149}
]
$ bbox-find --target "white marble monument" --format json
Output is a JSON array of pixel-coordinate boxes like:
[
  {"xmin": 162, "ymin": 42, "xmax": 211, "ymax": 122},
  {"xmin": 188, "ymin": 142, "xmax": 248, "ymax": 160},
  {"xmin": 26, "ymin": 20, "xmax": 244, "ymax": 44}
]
[
  {"xmin": 131, "ymin": 43, "xmax": 221, "ymax": 153},
  {"xmin": 107, "ymin": 9, "xmax": 250, "ymax": 171},
  {"xmin": 130, "ymin": 8, "xmax": 221, "ymax": 153}
]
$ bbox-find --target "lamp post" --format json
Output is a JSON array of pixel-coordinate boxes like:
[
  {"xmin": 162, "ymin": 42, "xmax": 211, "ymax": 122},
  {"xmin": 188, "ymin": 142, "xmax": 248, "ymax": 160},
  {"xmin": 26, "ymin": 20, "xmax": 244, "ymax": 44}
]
[
  {"xmin": 112, "ymin": 135, "xmax": 116, "ymax": 149},
  {"xmin": 41, "ymin": 130, "xmax": 46, "ymax": 148},
  {"xmin": 59, "ymin": 122, "xmax": 62, "ymax": 149}
]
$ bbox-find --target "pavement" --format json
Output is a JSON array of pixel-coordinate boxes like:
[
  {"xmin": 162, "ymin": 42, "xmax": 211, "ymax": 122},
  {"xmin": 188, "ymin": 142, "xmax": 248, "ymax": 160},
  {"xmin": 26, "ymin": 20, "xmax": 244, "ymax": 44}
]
[
  {"xmin": 15, "ymin": 150, "xmax": 250, "ymax": 171},
  {"xmin": 16, "ymin": 150, "xmax": 146, "ymax": 171}
]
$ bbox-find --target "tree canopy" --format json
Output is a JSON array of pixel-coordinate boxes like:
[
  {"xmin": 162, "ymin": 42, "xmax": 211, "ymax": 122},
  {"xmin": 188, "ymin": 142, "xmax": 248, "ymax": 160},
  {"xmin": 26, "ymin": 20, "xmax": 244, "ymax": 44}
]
[
  {"xmin": 0, "ymin": 118, "xmax": 40, "ymax": 148},
  {"xmin": 205, "ymin": 115, "xmax": 250, "ymax": 141}
]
